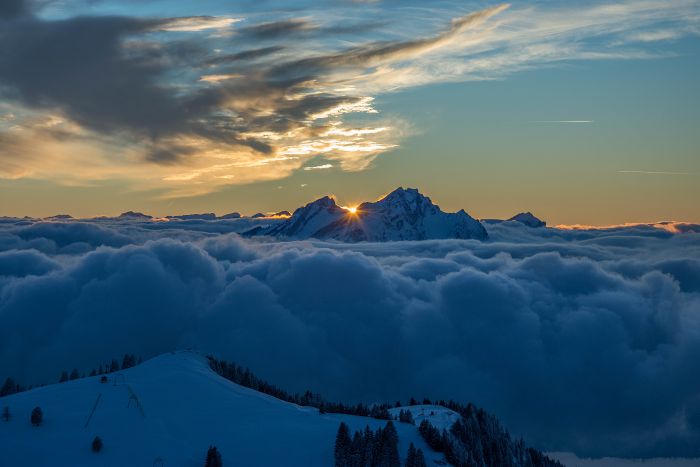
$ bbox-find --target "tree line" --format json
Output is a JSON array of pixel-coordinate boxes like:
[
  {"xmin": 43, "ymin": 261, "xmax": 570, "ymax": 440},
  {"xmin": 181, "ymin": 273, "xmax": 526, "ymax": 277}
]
[
  {"xmin": 1, "ymin": 354, "xmax": 141, "ymax": 398},
  {"xmin": 418, "ymin": 401, "xmax": 564, "ymax": 467},
  {"xmin": 208, "ymin": 356, "xmax": 394, "ymax": 419},
  {"xmin": 334, "ymin": 420, "xmax": 427, "ymax": 467}
]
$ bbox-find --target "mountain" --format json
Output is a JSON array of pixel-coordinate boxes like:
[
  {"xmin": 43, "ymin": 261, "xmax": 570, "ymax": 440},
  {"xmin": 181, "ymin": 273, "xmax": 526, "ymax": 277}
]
[
  {"xmin": 263, "ymin": 196, "xmax": 347, "ymax": 238},
  {"xmin": 262, "ymin": 188, "xmax": 487, "ymax": 241},
  {"xmin": 0, "ymin": 352, "xmax": 564, "ymax": 467},
  {"xmin": 0, "ymin": 352, "xmax": 445, "ymax": 466},
  {"xmin": 508, "ymin": 212, "xmax": 546, "ymax": 228},
  {"xmin": 118, "ymin": 211, "xmax": 152, "ymax": 220},
  {"xmin": 482, "ymin": 212, "xmax": 546, "ymax": 228},
  {"xmin": 45, "ymin": 214, "xmax": 73, "ymax": 221},
  {"xmin": 165, "ymin": 213, "xmax": 217, "ymax": 221}
]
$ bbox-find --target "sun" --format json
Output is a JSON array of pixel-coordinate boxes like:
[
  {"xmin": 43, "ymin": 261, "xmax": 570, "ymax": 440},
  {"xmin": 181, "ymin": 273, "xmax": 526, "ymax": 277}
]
[{"xmin": 344, "ymin": 206, "xmax": 358, "ymax": 214}]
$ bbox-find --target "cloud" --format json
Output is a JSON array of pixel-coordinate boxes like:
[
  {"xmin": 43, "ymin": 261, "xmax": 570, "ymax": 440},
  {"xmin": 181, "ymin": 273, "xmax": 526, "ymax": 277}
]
[
  {"xmin": 0, "ymin": 249, "xmax": 59, "ymax": 277},
  {"xmin": 203, "ymin": 46, "xmax": 285, "ymax": 65},
  {"xmin": 303, "ymin": 163, "xmax": 333, "ymax": 170},
  {"xmin": 237, "ymin": 18, "xmax": 317, "ymax": 39},
  {"xmin": 0, "ymin": 0, "xmax": 27, "ymax": 19},
  {"xmin": 618, "ymin": 170, "xmax": 694, "ymax": 175},
  {"xmin": 158, "ymin": 16, "xmax": 241, "ymax": 32},
  {"xmin": 533, "ymin": 120, "xmax": 594, "ymax": 124},
  {"xmin": 275, "ymin": 4, "xmax": 509, "ymax": 72},
  {"xmin": 1, "ymin": 218, "xmax": 700, "ymax": 459}
]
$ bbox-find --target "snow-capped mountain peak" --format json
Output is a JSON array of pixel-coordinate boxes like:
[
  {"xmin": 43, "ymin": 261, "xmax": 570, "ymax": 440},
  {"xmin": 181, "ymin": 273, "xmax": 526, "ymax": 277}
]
[
  {"xmin": 265, "ymin": 195, "xmax": 348, "ymax": 239},
  {"xmin": 361, "ymin": 187, "xmax": 439, "ymax": 218},
  {"xmin": 261, "ymin": 187, "xmax": 488, "ymax": 241}
]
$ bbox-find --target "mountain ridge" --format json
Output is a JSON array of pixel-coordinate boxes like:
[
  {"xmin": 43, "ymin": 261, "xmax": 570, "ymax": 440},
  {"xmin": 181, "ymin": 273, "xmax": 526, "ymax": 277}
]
[{"xmin": 260, "ymin": 187, "xmax": 488, "ymax": 241}]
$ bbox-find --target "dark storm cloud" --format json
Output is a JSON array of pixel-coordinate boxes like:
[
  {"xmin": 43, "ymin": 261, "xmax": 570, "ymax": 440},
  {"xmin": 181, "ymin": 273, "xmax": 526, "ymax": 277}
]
[
  {"xmin": 0, "ymin": 219, "xmax": 699, "ymax": 458},
  {"xmin": 0, "ymin": 15, "xmax": 185, "ymax": 136},
  {"xmin": 0, "ymin": 12, "xmax": 308, "ymax": 162},
  {"xmin": 0, "ymin": 0, "xmax": 28, "ymax": 19}
]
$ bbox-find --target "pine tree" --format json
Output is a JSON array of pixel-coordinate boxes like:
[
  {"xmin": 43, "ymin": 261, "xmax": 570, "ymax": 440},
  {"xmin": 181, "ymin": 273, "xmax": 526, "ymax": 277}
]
[
  {"xmin": 349, "ymin": 431, "xmax": 363, "ymax": 467},
  {"xmin": 1, "ymin": 377, "xmax": 17, "ymax": 397},
  {"xmin": 334, "ymin": 422, "xmax": 351, "ymax": 467},
  {"xmin": 30, "ymin": 406, "xmax": 42, "ymax": 426},
  {"xmin": 109, "ymin": 360, "xmax": 120, "ymax": 373},
  {"xmin": 122, "ymin": 354, "xmax": 137, "ymax": 369},
  {"xmin": 399, "ymin": 409, "xmax": 415, "ymax": 425},
  {"xmin": 69, "ymin": 368, "xmax": 79, "ymax": 380},
  {"xmin": 92, "ymin": 436, "xmax": 103, "ymax": 453},
  {"xmin": 363, "ymin": 425, "xmax": 375, "ymax": 466},
  {"xmin": 204, "ymin": 445, "xmax": 222, "ymax": 467},
  {"xmin": 405, "ymin": 442, "xmax": 418, "ymax": 467},
  {"xmin": 59, "ymin": 371, "xmax": 69, "ymax": 383},
  {"xmin": 2, "ymin": 405, "xmax": 10, "ymax": 422},
  {"xmin": 414, "ymin": 448, "xmax": 427, "ymax": 467},
  {"xmin": 379, "ymin": 421, "xmax": 399, "ymax": 467}
]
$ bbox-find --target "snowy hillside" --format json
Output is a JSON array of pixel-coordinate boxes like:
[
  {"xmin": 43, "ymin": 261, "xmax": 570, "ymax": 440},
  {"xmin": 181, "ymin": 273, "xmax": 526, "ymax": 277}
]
[
  {"xmin": 260, "ymin": 187, "xmax": 487, "ymax": 241},
  {"xmin": 0, "ymin": 352, "xmax": 448, "ymax": 467}
]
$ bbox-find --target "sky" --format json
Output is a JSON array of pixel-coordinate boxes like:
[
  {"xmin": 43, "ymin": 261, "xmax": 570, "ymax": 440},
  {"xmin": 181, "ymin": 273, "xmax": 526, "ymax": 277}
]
[{"xmin": 0, "ymin": 0, "xmax": 699, "ymax": 224}]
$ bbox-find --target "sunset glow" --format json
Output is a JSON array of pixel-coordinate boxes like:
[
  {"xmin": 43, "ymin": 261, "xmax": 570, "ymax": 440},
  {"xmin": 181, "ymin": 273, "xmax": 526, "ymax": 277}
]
[
  {"xmin": 0, "ymin": 0, "xmax": 696, "ymax": 223},
  {"xmin": 0, "ymin": 0, "xmax": 699, "ymax": 464}
]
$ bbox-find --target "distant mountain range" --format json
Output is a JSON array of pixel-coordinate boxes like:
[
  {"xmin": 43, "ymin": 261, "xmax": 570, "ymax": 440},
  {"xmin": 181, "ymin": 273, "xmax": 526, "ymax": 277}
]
[{"xmin": 34, "ymin": 187, "xmax": 550, "ymax": 241}]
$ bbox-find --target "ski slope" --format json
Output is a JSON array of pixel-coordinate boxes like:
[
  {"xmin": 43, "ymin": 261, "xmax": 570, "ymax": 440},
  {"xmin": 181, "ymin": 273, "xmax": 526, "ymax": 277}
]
[{"xmin": 0, "ymin": 351, "xmax": 451, "ymax": 466}]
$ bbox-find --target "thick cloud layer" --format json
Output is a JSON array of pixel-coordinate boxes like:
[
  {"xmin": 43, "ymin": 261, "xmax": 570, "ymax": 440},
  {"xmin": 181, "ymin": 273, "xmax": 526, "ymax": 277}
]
[{"xmin": 0, "ymin": 218, "xmax": 699, "ymax": 458}]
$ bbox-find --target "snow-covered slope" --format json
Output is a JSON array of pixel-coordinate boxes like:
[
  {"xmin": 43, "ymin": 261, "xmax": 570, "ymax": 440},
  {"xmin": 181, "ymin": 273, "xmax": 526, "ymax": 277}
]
[
  {"xmin": 0, "ymin": 352, "xmax": 448, "ymax": 467},
  {"xmin": 262, "ymin": 187, "xmax": 487, "ymax": 241},
  {"xmin": 388, "ymin": 405, "xmax": 460, "ymax": 431},
  {"xmin": 265, "ymin": 195, "xmax": 348, "ymax": 239}
]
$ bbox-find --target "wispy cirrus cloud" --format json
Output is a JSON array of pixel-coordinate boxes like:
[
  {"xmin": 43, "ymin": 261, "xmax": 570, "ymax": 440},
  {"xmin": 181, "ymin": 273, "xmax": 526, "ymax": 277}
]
[
  {"xmin": 618, "ymin": 170, "xmax": 694, "ymax": 175},
  {"xmin": 533, "ymin": 120, "xmax": 594, "ymax": 124},
  {"xmin": 303, "ymin": 164, "xmax": 334, "ymax": 171},
  {"xmin": 157, "ymin": 16, "xmax": 241, "ymax": 32}
]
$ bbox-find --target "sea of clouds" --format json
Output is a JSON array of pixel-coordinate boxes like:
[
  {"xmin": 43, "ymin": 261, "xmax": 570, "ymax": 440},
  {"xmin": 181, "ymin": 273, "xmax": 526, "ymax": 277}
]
[{"xmin": 0, "ymin": 216, "xmax": 699, "ymax": 458}]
